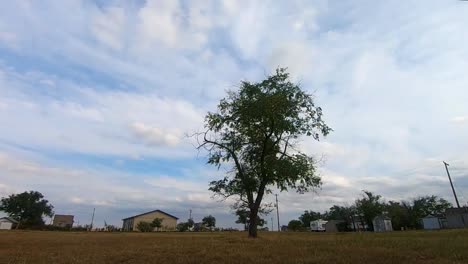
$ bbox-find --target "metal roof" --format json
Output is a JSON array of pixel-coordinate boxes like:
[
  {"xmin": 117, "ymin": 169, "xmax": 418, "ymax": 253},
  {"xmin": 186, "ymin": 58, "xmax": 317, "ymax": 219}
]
[
  {"xmin": 122, "ymin": 209, "xmax": 179, "ymax": 221},
  {"xmin": 0, "ymin": 216, "xmax": 19, "ymax": 224}
]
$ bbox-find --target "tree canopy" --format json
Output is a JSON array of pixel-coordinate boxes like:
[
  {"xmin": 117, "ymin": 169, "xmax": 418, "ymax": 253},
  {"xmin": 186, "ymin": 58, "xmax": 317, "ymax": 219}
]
[
  {"xmin": 202, "ymin": 215, "xmax": 216, "ymax": 229},
  {"xmin": 355, "ymin": 191, "xmax": 385, "ymax": 231},
  {"xmin": 0, "ymin": 191, "xmax": 54, "ymax": 228},
  {"xmin": 197, "ymin": 68, "xmax": 331, "ymax": 237},
  {"xmin": 287, "ymin": 220, "xmax": 304, "ymax": 231},
  {"xmin": 299, "ymin": 210, "xmax": 327, "ymax": 228}
]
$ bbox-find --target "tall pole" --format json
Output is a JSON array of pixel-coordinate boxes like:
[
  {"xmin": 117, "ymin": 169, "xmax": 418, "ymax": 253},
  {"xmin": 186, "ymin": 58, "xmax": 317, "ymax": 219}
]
[
  {"xmin": 275, "ymin": 194, "xmax": 280, "ymax": 232},
  {"xmin": 90, "ymin": 208, "xmax": 95, "ymax": 231},
  {"xmin": 271, "ymin": 217, "xmax": 274, "ymax": 231},
  {"xmin": 443, "ymin": 161, "xmax": 461, "ymax": 208},
  {"xmin": 189, "ymin": 209, "xmax": 192, "ymax": 220}
]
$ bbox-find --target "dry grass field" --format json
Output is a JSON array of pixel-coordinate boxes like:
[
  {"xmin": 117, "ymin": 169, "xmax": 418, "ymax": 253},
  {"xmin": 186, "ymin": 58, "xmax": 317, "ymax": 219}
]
[{"xmin": 1, "ymin": 229, "xmax": 467, "ymax": 264}]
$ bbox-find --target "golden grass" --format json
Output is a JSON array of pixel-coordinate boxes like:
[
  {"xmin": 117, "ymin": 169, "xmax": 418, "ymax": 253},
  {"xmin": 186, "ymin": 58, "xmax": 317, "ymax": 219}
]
[{"xmin": 1, "ymin": 229, "xmax": 467, "ymax": 264}]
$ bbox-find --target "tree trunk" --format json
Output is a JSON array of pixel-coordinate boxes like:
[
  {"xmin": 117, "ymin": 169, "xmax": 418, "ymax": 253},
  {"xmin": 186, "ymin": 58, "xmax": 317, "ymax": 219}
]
[{"xmin": 248, "ymin": 207, "xmax": 258, "ymax": 238}]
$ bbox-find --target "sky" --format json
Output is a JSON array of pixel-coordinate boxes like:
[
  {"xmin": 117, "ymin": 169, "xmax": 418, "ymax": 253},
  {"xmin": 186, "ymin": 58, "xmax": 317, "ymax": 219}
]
[{"xmin": 1, "ymin": 0, "xmax": 468, "ymax": 229}]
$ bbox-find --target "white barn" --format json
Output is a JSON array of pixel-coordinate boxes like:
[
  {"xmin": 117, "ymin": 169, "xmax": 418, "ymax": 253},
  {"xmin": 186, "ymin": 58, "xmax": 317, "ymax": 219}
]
[
  {"xmin": 422, "ymin": 215, "xmax": 441, "ymax": 230},
  {"xmin": 0, "ymin": 217, "xmax": 18, "ymax": 230}
]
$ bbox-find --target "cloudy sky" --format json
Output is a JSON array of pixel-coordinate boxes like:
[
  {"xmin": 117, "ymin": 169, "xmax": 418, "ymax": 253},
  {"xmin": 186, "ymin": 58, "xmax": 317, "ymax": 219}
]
[{"xmin": 1, "ymin": 0, "xmax": 468, "ymax": 229}]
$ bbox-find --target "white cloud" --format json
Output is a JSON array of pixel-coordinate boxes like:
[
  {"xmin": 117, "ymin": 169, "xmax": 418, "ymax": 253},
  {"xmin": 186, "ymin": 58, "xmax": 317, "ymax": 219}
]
[
  {"xmin": 451, "ymin": 116, "xmax": 468, "ymax": 123},
  {"xmin": 91, "ymin": 7, "xmax": 126, "ymax": 50},
  {"xmin": 130, "ymin": 122, "xmax": 181, "ymax": 147}
]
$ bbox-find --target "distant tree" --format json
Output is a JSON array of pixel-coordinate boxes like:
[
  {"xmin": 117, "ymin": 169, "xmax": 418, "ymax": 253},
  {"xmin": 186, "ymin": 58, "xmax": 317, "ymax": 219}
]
[
  {"xmin": 386, "ymin": 201, "xmax": 411, "ymax": 230},
  {"xmin": 404, "ymin": 195, "xmax": 452, "ymax": 229},
  {"xmin": 151, "ymin": 218, "xmax": 163, "ymax": 231},
  {"xmin": 177, "ymin": 222, "xmax": 190, "ymax": 232},
  {"xmin": 0, "ymin": 191, "xmax": 54, "ymax": 228},
  {"xmin": 235, "ymin": 208, "xmax": 267, "ymax": 231},
  {"xmin": 327, "ymin": 205, "xmax": 357, "ymax": 231},
  {"xmin": 202, "ymin": 215, "xmax": 216, "ymax": 230},
  {"xmin": 355, "ymin": 191, "xmax": 385, "ymax": 231},
  {"xmin": 288, "ymin": 220, "xmax": 304, "ymax": 231},
  {"xmin": 104, "ymin": 221, "xmax": 118, "ymax": 232},
  {"xmin": 196, "ymin": 68, "xmax": 332, "ymax": 237},
  {"xmin": 299, "ymin": 210, "xmax": 323, "ymax": 228},
  {"xmin": 187, "ymin": 218, "xmax": 195, "ymax": 229},
  {"xmin": 136, "ymin": 221, "xmax": 153, "ymax": 232}
]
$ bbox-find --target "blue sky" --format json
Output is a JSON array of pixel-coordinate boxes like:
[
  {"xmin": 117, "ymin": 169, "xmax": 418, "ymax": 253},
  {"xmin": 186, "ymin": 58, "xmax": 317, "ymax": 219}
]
[{"xmin": 1, "ymin": 0, "xmax": 468, "ymax": 228}]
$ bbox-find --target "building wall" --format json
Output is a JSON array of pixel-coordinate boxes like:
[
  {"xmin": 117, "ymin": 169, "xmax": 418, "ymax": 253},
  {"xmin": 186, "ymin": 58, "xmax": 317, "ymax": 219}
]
[
  {"xmin": 422, "ymin": 217, "xmax": 440, "ymax": 230},
  {"xmin": 130, "ymin": 211, "xmax": 177, "ymax": 231},
  {"xmin": 0, "ymin": 221, "xmax": 13, "ymax": 230},
  {"xmin": 52, "ymin": 215, "xmax": 74, "ymax": 228},
  {"xmin": 446, "ymin": 213, "xmax": 468, "ymax": 229}
]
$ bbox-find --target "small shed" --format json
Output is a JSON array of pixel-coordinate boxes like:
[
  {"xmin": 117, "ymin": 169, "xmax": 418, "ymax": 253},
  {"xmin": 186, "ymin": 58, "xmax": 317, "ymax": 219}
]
[
  {"xmin": 422, "ymin": 215, "xmax": 441, "ymax": 230},
  {"xmin": 325, "ymin": 220, "xmax": 345, "ymax": 232},
  {"xmin": 53, "ymin": 215, "xmax": 74, "ymax": 228},
  {"xmin": 372, "ymin": 215, "xmax": 393, "ymax": 232},
  {"xmin": 445, "ymin": 208, "xmax": 468, "ymax": 229},
  {"xmin": 0, "ymin": 217, "xmax": 18, "ymax": 230}
]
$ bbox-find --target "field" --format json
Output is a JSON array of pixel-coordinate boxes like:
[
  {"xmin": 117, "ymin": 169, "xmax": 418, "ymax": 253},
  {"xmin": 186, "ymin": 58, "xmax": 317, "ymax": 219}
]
[{"xmin": 1, "ymin": 230, "xmax": 468, "ymax": 264}]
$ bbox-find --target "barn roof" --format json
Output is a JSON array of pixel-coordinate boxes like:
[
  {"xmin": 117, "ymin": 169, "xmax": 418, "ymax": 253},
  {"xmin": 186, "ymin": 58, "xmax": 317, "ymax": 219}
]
[
  {"xmin": 122, "ymin": 209, "xmax": 179, "ymax": 221},
  {"xmin": 0, "ymin": 217, "xmax": 19, "ymax": 224}
]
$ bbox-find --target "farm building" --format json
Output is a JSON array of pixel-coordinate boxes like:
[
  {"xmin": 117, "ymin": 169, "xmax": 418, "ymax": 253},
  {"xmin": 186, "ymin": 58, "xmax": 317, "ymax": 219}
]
[
  {"xmin": 422, "ymin": 215, "xmax": 445, "ymax": 230},
  {"xmin": 325, "ymin": 220, "xmax": 345, "ymax": 232},
  {"xmin": 122, "ymin": 209, "xmax": 178, "ymax": 231},
  {"xmin": 310, "ymin": 219, "xmax": 327, "ymax": 232},
  {"xmin": 372, "ymin": 215, "xmax": 392, "ymax": 232},
  {"xmin": 445, "ymin": 208, "xmax": 468, "ymax": 229},
  {"xmin": 52, "ymin": 215, "xmax": 74, "ymax": 228},
  {"xmin": 0, "ymin": 217, "xmax": 18, "ymax": 230}
]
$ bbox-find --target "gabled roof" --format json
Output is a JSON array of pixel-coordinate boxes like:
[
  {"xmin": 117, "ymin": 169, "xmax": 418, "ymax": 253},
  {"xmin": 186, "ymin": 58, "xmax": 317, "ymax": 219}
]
[
  {"xmin": 0, "ymin": 217, "xmax": 19, "ymax": 224},
  {"xmin": 122, "ymin": 209, "xmax": 179, "ymax": 221}
]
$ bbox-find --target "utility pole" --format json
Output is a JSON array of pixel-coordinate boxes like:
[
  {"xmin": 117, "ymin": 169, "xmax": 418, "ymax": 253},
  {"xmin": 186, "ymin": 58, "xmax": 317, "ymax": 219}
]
[
  {"xmin": 443, "ymin": 161, "xmax": 461, "ymax": 208},
  {"xmin": 271, "ymin": 217, "xmax": 274, "ymax": 231},
  {"xmin": 275, "ymin": 194, "xmax": 280, "ymax": 232},
  {"xmin": 90, "ymin": 208, "xmax": 95, "ymax": 231},
  {"xmin": 189, "ymin": 209, "xmax": 192, "ymax": 220}
]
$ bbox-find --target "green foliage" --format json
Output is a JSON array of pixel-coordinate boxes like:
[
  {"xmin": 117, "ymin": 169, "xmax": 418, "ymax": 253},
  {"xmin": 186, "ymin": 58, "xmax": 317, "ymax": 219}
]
[
  {"xmin": 288, "ymin": 220, "xmax": 304, "ymax": 231},
  {"xmin": 136, "ymin": 221, "xmax": 153, "ymax": 232},
  {"xmin": 355, "ymin": 191, "xmax": 386, "ymax": 231},
  {"xmin": 0, "ymin": 191, "xmax": 54, "ymax": 228},
  {"xmin": 234, "ymin": 206, "xmax": 268, "ymax": 231},
  {"xmin": 177, "ymin": 222, "xmax": 190, "ymax": 232},
  {"xmin": 151, "ymin": 218, "xmax": 163, "ymax": 231},
  {"xmin": 202, "ymin": 215, "xmax": 216, "ymax": 229},
  {"xmin": 396, "ymin": 196, "xmax": 452, "ymax": 229},
  {"xmin": 198, "ymin": 68, "xmax": 331, "ymax": 237},
  {"xmin": 187, "ymin": 218, "xmax": 194, "ymax": 228},
  {"xmin": 299, "ymin": 210, "xmax": 326, "ymax": 228}
]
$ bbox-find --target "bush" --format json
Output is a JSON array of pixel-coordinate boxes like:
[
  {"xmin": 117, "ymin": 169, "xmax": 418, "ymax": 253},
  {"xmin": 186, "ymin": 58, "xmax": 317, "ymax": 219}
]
[
  {"xmin": 136, "ymin": 221, "xmax": 154, "ymax": 232},
  {"xmin": 176, "ymin": 222, "xmax": 190, "ymax": 232}
]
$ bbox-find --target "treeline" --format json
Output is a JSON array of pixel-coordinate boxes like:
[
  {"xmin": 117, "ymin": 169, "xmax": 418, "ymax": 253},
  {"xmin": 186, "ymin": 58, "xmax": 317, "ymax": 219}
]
[{"xmin": 288, "ymin": 191, "xmax": 452, "ymax": 231}]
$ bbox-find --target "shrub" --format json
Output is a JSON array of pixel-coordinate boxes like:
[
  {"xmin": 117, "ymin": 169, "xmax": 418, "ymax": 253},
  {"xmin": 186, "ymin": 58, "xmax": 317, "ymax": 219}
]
[{"xmin": 136, "ymin": 221, "xmax": 154, "ymax": 232}]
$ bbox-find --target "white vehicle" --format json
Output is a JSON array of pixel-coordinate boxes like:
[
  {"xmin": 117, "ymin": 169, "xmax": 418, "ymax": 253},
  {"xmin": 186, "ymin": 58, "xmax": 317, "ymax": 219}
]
[{"xmin": 310, "ymin": 219, "xmax": 328, "ymax": 232}]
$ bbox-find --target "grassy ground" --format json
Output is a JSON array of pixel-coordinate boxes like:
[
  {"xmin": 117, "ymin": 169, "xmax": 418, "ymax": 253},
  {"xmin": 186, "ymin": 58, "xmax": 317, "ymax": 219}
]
[{"xmin": 1, "ymin": 230, "xmax": 467, "ymax": 264}]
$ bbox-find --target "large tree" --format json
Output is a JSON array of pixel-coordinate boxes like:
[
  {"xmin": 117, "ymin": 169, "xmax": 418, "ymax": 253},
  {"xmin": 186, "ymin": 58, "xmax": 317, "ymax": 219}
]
[
  {"xmin": 202, "ymin": 215, "xmax": 216, "ymax": 230},
  {"xmin": 355, "ymin": 191, "xmax": 385, "ymax": 231},
  {"xmin": 0, "ymin": 191, "xmax": 54, "ymax": 228},
  {"xmin": 299, "ymin": 210, "xmax": 324, "ymax": 228},
  {"xmin": 327, "ymin": 205, "xmax": 357, "ymax": 231},
  {"xmin": 405, "ymin": 195, "xmax": 452, "ymax": 229},
  {"xmin": 197, "ymin": 68, "xmax": 331, "ymax": 237}
]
